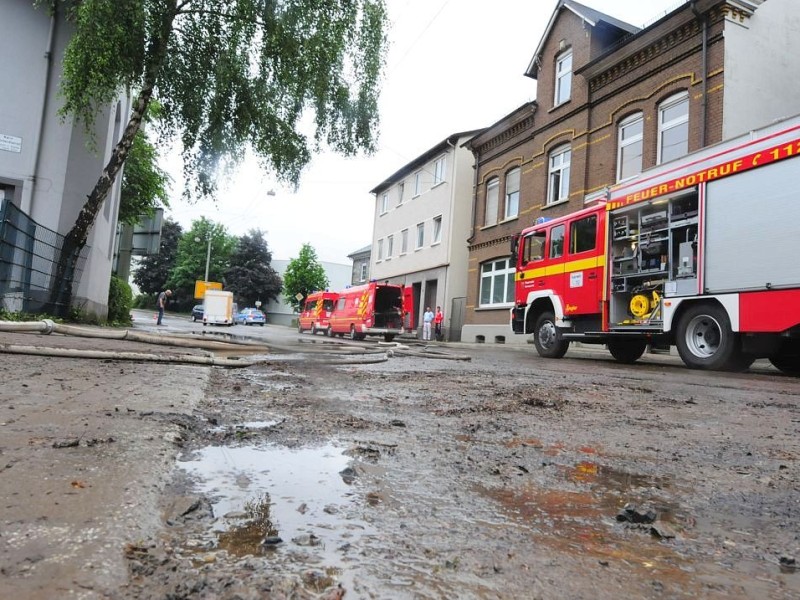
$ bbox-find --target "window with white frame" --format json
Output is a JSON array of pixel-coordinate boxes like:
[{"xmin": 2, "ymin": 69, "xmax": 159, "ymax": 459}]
[
  {"xmin": 658, "ymin": 92, "xmax": 689, "ymax": 164},
  {"xmin": 377, "ymin": 239, "xmax": 383, "ymax": 261},
  {"xmin": 479, "ymin": 258, "xmax": 515, "ymax": 306},
  {"xmin": 433, "ymin": 155, "xmax": 446, "ymax": 185},
  {"xmin": 432, "ymin": 215, "xmax": 442, "ymax": 244},
  {"xmin": 554, "ymin": 49, "xmax": 572, "ymax": 106},
  {"xmin": 380, "ymin": 192, "xmax": 388, "ymax": 214},
  {"xmin": 414, "ymin": 171, "xmax": 423, "ymax": 196},
  {"xmin": 397, "ymin": 182, "xmax": 404, "ymax": 205},
  {"xmin": 416, "ymin": 222, "xmax": 424, "ymax": 249},
  {"xmin": 547, "ymin": 145, "xmax": 571, "ymax": 205},
  {"xmin": 401, "ymin": 228, "xmax": 408, "ymax": 254},
  {"xmin": 504, "ymin": 168, "xmax": 520, "ymax": 219},
  {"xmin": 359, "ymin": 263, "xmax": 367, "ymax": 282},
  {"xmin": 387, "ymin": 234, "xmax": 393, "ymax": 258},
  {"xmin": 484, "ymin": 177, "xmax": 499, "ymax": 227},
  {"xmin": 617, "ymin": 113, "xmax": 643, "ymax": 182}
]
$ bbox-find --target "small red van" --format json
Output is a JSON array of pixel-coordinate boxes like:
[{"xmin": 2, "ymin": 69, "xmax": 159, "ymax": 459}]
[{"xmin": 298, "ymin": 291, "xmax": 339, "ymax": 336}]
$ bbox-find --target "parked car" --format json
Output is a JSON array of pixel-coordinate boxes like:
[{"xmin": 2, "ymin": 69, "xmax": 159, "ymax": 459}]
[
  {"xmin": 235, "ymin": 307, "xmax": 266, "ymax": 326},
  {"xmin": 191, "ymin": 304, "xmax": 204, "ymax": 322}
]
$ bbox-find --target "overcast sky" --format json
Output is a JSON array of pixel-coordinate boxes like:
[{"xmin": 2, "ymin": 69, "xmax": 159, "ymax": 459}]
[{"xmin": 165, "ymin": 0, "xmax": 684, "ymax": 265}]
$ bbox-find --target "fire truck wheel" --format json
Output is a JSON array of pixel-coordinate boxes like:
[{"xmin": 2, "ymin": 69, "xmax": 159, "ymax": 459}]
[
  {"xmin": 607, "ymin": 339, "xmax": 647, "ymax": 364},
  {"xmin": 384, "ymin": 334, "xmax": 395, "ymax": 342},
  {"xmin": 675, "ymin": 304, "xmax": 752, "ymax": 371},
  {"xmin": 534, "ymin": 311, "xmax": 569, "ymax": 359}
]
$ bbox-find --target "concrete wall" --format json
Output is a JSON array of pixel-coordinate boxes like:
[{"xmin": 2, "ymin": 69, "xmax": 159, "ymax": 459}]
[
  {"xmin": 0, "ymin": 1, "xmax": 128, "ymax": 317},
  {"xmin": 722, "ymin": 0, "xmax": 800, "ymax": 138}
]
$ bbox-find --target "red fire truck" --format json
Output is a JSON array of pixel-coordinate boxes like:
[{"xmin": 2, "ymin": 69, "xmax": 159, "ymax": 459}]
[
  {"xmin": 298, "ymin": 291, "xmax": 339, "ymax": 336},
  {"xmin": 510, "ymin": 115, "xmax": 800, "ymax": 374},
  {"xmin": 329, "ymin": 281, "xmax": 412, "ymax": 342}
]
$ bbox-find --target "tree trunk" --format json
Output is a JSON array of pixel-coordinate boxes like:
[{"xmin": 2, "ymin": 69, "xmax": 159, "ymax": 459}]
[
  {"xmin": 46, "ymin": 88, "xmax": 152, "ymax": 314},
  {"xmin": 46, "ymin": 2, "xmax": 178, "ymax": 315}
]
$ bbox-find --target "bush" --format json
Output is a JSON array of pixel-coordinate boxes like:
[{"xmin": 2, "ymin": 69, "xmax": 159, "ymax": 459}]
[{"xmin": 107, "ymin": 275, "xmax": 133, "ymax": 324}]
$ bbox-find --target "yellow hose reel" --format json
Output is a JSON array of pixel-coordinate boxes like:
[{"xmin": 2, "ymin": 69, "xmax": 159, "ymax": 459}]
[{"xmin": 629, "ymin": 290, "xmax": 661, "ymax": 319}]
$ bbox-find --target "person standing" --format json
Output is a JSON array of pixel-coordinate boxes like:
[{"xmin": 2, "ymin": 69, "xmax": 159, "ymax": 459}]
[
  {"xmin": 422, "ymin": 306, "xmax": 434, "ymax": 340},
  {"xmin": 157, "ymin": 289, "xmax": 172, "ymax": 326},
  {"xmin": 434, "ymin": 306, "xmax": 444, "ymax": 341}
]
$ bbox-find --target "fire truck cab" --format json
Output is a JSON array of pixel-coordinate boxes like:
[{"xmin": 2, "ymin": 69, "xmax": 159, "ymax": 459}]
[{"xmin": 511, "ymin": 115, "xmax": 800, "ymax": 374}]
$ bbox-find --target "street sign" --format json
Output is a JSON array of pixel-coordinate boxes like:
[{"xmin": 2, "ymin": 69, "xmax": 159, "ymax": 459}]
[
  {"xmin": 295, "ymin": 293, "xmax": 304, "ymax": 301},
  {"xmin": 194, "ymin": 280, "xmax": 223, "ymax": 299}
]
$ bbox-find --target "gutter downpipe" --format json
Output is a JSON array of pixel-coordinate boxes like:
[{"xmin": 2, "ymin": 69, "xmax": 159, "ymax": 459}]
[
  {"xmin": 27, "ymin": 9, "xmax": 57, "ymax": 216},
  {"xmin": 691, "ymin": 0, "xmax": 709, "ymax": 148}
]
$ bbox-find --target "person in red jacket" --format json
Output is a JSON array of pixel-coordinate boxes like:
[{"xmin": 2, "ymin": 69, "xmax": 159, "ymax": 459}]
[{"xmin": 433, "ymin": 306, "xmax": 444, "ymax": 341}]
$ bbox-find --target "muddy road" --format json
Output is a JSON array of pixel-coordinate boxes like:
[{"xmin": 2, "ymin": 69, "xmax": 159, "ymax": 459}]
[{"xmin": 1, "ymin": 328, "xmax": 799, "ymax": 599}]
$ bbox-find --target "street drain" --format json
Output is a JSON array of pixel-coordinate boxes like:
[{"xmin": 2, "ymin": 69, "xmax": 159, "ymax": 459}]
[{"xmin": 178, "ymin": 443, "xmax": 375, "ymax": 566}]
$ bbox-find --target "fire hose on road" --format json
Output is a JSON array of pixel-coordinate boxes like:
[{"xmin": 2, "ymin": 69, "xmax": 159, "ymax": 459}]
[{"xmin": 0, "ymin": 320, "xmax": 471, "ymax": 366}]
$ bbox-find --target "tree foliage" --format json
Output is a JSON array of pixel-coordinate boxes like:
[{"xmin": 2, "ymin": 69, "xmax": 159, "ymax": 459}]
[
  {"xmin": 282, "ymin": 243, "xmax": 329, "ymax": 311},
  {"xmin": 167, "ymin": 218, "xmax": 236, "ymax": 309},
  {"xmin": 224, "ymin": 230, "xmax": 282, "ymax": 308},
  {"xmin": 132, "ymin": 218, "xmax": 183, "ymax": 295},
  {"xmin": 47, "ymin": 0, "xmax": 388, "ymax": 309}
]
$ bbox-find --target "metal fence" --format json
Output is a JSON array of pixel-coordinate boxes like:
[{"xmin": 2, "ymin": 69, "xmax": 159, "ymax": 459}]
[{"xmin": 0, "ymin": 199, "xmax": 86, "ymax": 316}]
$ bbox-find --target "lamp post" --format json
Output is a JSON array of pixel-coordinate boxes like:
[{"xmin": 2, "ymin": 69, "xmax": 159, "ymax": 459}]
[{"xmin": 195, "ymin": 234, "xmax": 212, "ymax": 282}]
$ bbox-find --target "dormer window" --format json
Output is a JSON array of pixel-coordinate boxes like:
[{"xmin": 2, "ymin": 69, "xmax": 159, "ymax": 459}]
[{"xmin": 554, "ymin": 49, "xmax": 572, "ymax": 106}]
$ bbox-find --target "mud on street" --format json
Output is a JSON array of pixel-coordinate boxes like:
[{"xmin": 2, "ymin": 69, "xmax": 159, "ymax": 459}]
[{"xmin": 1, "ymin": 329, "xmax": 799, "ymax": 599}]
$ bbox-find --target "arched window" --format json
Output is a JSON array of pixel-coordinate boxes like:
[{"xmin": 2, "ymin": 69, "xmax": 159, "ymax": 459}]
[
  {"xmin": 547, "ymin": 145, "xmax": 571, "ymax": 205},
  {"xmin": 504, "ymin": 168, "xmax": 520, "ymax": 219},
  {"xmin": 617, "ymin": 112, "xmax": 643, "ymax": 182},
  {"xmin": 658, "ymin": 91, "xmax": 689, "ymax": 164},
  {"xmin": 484, "ymin": 177, "xmax": 499, "ymax": 227}
]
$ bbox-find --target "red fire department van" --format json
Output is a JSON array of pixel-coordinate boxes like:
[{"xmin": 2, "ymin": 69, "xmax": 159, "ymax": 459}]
[
  {"xmin": 298, "ymin": 291, "xmax": 339, "ymax": 336},
  {"xmin": 510, "ymin": 114, "xmax": 800, "ymax": 374},
  {"xmin": 328, "ymin": 281, "xmax": 412, "ymax": 342}
]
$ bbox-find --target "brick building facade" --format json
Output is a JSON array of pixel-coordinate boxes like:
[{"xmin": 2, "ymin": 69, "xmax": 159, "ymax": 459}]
[{"xmin": 461, "ymin": 0, "xmax": 798, "ymax": 344}]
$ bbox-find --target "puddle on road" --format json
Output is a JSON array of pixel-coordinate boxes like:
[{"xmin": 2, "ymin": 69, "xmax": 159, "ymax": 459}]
[{"xmin": 178, "ymin": 443, "xmax": 375, "ymax": 573}]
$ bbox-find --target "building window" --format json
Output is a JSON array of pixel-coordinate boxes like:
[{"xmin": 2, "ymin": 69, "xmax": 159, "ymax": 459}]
[
  {"xmin": 504, "ymin": 168, "xmax": 520, "ymax": 219},
  {"xmin": 387, "ymin": 235, "xmax": 394, "ymax": 258},
  {"xmin": 554, "ymin": 49, "xmax": 572, "ymax": 106},
  {"xmin": 380, "ymin": 192, "xmax": 389, "ymax": 214},
  {"xmin": 433, "ymin": 155, "xmax": 446, "ymax": 185},
  {"xmin": 359, "ymin": 263, "xmax": 367, "ymax": 282},
  {"xmin": 484, "ymin": 177, "xmax": 499, "ymax": 227},
  {"xmin": 479, "ymin": 258, "xmax": 515, "ymax": 306},
  {"xmin": 401, "ymin": 228, "xmax": 408, "ymax": 254},
  {"xmin": 658, "ymin": 92, "xmax": 689, "ymax": 164},
  {"xmin": 547, "ymin": 145, "xmax": 571, "ymax": 205},
  {"xmin": 397, "ymin": 182, "xmax": 404, "ymax": 205},
  {"xmin": 416, "ymin": 222, "xmax": 424, "ymax": 249},
  {"xmin": 617, "ymin": 113, "xmax": 643, "ymax": 182},
  {"xmin": 414, "ymin": 171, "xmax": 423, "ymax": 196},
  {"xmin": 377, "ymin": 239, "xmax": 383, "ymax": 261},
  {"xmin": 432, "ymin": 215, "xmax": 442, "ymax": 244}
]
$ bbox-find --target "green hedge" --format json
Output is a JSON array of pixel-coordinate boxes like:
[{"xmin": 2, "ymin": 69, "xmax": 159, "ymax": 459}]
[{"xmin": 107, "ymin": 275, "xmax": 133, "ymax": 324}]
